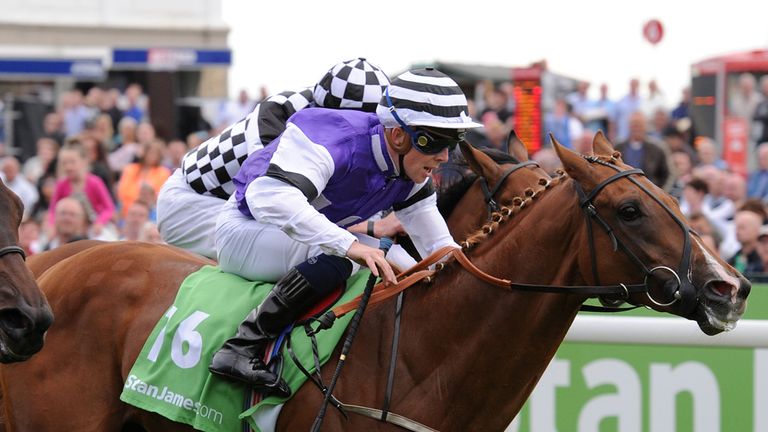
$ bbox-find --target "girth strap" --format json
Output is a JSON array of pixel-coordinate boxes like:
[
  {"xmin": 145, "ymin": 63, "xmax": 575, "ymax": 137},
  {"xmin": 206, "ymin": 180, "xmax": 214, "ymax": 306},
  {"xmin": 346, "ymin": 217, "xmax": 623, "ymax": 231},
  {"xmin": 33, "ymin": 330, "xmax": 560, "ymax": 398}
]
[{"xmin": 340, "ymin": 403, "xmax": 438, "ymax": 432}]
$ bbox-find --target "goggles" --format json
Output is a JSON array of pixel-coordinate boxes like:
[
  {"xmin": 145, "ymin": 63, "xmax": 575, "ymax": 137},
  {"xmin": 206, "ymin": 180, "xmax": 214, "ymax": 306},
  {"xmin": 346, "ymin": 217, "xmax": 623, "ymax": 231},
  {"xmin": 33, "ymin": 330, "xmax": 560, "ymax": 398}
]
[{"xmin": 385, "ymin": 88, "xmax": 465, "ymax": 155}]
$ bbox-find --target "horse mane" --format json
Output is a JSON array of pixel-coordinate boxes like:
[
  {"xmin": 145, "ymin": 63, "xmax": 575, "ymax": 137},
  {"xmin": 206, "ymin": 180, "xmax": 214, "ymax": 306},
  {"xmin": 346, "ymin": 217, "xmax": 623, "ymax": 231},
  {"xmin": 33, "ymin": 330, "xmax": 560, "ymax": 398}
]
[
  {"xmin": 436, "ymin": 147, "xmax": 520, "ymax": 219},
  {"xmin": 461, "ymin": 170, "xmax": 567, "ymax": 250}
]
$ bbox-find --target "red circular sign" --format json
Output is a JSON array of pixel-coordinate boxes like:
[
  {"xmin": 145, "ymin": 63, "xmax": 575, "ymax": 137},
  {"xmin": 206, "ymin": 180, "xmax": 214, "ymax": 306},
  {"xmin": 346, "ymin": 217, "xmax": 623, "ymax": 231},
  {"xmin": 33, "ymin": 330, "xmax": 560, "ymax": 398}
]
[{"xmin": 643, "ymin": 19, "xmax": 664, "ymax": 45}]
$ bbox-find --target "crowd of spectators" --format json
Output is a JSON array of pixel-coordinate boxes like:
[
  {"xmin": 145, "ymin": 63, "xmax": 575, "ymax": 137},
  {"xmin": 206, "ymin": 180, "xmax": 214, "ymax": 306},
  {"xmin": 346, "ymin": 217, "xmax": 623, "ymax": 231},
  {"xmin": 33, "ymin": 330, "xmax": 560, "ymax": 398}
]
[
  {"xmin": 0, "ymin": 83, "xmax": 259, "ymax": 256},
  {"xmin": 6, "ymin": 73, "xmax": 768, "ymax": 282}
]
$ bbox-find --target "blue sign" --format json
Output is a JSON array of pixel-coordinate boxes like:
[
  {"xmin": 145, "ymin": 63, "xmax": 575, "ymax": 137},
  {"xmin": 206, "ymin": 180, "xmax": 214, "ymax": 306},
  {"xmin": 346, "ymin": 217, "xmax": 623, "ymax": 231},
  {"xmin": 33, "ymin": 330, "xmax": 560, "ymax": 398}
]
[
  {"xmin": 113, "ymin": 48, "xmax": 231, "ymax": 69},
  {"xmin": 0, "ymin": 58, "xmax": 104, "ymax": 79}
]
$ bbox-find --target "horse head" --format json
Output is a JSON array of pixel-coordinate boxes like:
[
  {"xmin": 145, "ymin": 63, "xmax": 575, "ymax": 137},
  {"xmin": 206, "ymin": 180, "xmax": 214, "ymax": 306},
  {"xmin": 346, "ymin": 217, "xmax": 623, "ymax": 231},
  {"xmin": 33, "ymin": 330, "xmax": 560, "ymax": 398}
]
[
  {"xmin": 443, "ymin": 132, "xmax": 551, "ymax": 240},
  {"xmin": 553, "ymin": 132, "xmax": 749, "ymax": 335},
  {"xmin": 0, "ymin": 180, "xmax": 53, "ymax": 361}
]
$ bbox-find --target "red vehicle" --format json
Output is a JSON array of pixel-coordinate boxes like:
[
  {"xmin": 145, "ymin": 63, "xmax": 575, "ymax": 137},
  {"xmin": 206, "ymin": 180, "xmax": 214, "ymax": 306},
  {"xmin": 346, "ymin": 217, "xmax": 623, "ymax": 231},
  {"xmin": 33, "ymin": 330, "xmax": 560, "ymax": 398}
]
[{"xmin": 691, "ymin": 49, "xmax": 768, "ymax": 175}]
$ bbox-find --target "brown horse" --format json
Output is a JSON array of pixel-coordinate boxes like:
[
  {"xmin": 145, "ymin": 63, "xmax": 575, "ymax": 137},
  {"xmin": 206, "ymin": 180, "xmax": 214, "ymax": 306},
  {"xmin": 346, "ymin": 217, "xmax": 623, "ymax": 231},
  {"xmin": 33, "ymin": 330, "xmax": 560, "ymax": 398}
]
[
  {"xmin": 0, "ymin": 180, "xmax": 52, "ymax": 363},
  {"xmin": 1, "ymin": 136, "xmax": 750, "ymax": 431}
]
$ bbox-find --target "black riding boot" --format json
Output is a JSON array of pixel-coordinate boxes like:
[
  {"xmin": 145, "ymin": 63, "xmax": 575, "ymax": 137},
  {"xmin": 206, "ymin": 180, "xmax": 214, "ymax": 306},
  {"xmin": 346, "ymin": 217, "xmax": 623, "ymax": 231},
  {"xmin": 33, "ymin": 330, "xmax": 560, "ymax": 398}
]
[{"xmin": 209, "ymin": 254, "xmax": 352, "ymax": 396}]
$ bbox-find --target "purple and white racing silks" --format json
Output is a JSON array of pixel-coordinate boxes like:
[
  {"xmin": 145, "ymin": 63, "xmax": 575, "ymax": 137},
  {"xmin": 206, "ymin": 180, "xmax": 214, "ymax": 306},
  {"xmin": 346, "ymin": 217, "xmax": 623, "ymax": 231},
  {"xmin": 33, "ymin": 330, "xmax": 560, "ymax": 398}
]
[{"xmin": 233, "ymin": 108, "xmax": 457, "ymax": 258}]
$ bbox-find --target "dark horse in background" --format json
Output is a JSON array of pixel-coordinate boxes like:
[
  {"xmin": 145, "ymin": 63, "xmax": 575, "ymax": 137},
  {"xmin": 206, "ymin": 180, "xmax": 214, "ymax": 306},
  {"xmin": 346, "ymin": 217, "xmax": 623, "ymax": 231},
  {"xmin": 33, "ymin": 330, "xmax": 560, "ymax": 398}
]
[
  {"xmin": 2, "ymin": 135, "xmax": 750, "ymax": 431},
  {"xmin": 0, "ymin": 180, "xmax": 51, "ymax": 363}
]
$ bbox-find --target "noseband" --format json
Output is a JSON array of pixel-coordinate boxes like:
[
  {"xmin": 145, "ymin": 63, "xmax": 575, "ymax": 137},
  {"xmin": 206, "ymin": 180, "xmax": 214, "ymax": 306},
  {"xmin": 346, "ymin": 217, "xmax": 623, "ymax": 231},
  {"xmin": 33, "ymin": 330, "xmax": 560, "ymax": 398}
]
[
  {"xmin": 0, "ymin": 245, "xmax": 26, "ymax": 261},
  {"xmin": 574, "ymin": 156, "xmax": 697, "ymax": 317}
]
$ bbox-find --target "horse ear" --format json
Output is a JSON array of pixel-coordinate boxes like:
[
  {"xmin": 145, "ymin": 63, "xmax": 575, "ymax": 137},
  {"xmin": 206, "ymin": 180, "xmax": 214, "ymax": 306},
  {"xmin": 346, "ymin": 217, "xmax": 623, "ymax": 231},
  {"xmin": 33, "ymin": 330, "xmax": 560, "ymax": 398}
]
[
  {"xmin": 459, "ymin": 141, "xmax": 500, "ymax": 179},
  {"xmin": 592, "ymin": 130, "xmax": 615, "ymax": 156},
  {"xmin": 506, "ymin": 130, "xmax": 529, "ymax": 162},
  {"xmin": 551, "ymin": 133, "xmax": 593, "ymax": 183}
]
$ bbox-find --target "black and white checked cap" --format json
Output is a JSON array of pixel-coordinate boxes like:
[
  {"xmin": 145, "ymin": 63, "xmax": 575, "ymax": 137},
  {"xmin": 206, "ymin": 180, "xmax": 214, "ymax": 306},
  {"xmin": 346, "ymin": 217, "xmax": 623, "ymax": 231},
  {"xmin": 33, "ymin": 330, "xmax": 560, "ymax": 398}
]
[
  {"xmin": 313, "ymin": 58, "xmax": 389, "ymax": 112},
  {"xmin": 376, "ymin": 68, "xmax": 482, "ymax": 130}
]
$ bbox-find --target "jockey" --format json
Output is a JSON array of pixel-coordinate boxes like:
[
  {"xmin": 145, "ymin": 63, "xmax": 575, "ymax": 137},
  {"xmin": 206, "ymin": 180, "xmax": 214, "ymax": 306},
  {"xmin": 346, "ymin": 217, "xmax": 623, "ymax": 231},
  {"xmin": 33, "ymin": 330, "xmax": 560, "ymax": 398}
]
[
  {"xmin": 209, "ymin": 68, "xmax": 483, "ymax": 396},
  {"xmin": 156, "ymin": 58, "xmax": 390, "ymax": 259}
]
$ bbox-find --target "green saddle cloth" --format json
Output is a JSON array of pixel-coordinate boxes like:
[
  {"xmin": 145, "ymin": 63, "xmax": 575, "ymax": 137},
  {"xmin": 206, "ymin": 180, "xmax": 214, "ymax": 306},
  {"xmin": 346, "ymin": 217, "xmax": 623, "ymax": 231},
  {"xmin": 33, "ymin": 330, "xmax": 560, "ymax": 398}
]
[{"xmin": 120, "ymin": 265, "xmax": 369, "ymax": 431}]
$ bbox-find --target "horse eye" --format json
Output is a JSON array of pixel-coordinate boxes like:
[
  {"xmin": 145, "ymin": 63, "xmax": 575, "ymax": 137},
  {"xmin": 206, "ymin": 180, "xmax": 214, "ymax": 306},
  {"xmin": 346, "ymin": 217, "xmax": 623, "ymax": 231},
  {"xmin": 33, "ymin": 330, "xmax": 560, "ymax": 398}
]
[{"xmin": 618, "ymin": 204, "xmax": 641, "ymax": 222}]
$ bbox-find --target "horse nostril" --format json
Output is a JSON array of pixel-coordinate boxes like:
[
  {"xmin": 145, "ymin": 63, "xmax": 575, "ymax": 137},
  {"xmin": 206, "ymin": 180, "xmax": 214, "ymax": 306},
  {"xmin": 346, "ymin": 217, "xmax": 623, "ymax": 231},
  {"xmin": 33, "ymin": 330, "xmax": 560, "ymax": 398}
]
[
  {"xmin": 706, "ymin": 280, "xmax": 736, "ymax": 298},
  {"xmin": 0, "ymin": 308, "xmax": 32, "ymax": 333}
]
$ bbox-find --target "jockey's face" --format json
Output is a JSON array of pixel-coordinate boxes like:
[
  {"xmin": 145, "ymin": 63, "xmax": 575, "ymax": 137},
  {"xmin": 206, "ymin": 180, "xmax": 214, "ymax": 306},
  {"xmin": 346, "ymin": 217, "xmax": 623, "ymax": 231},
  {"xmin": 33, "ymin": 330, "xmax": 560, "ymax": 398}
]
[{"xmin": 402, "ymin": 136, "xmax": 450, "ymax": 183}]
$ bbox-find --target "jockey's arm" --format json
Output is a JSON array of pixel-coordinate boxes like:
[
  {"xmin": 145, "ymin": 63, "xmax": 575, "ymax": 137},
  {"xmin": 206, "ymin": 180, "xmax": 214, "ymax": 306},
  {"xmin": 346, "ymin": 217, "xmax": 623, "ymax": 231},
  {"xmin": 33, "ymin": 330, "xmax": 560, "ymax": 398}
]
[
  {"xmin": 245, "ymin": 177, "xmax": 357, "ymax": 257},
  {"xmin": 394, "ymin": 191, "xmax": 460, "ymax": 258},
  {"xmin": 244, "ymin": 177, "xmax": 397, "ymax": 284}
]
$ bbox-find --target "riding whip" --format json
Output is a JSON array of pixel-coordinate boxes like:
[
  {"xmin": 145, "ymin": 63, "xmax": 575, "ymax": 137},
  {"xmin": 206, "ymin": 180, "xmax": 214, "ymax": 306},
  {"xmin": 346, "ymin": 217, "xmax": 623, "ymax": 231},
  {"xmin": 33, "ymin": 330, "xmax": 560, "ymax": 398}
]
[{"xmin": 311, "ymin": 237, "xmax": 393, "ymax": 432}]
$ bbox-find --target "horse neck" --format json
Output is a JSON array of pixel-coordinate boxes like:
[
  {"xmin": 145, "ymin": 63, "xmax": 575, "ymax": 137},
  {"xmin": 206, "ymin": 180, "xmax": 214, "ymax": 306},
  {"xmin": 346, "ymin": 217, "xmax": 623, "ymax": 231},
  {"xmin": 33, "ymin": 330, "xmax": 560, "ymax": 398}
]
[
  {"xmin": 395, "ymin": 177, "xmax": 590, "ymax": 430},
  {"xmin": 446, "ymin": 180, "xmax": 489, "ymax": 240}
]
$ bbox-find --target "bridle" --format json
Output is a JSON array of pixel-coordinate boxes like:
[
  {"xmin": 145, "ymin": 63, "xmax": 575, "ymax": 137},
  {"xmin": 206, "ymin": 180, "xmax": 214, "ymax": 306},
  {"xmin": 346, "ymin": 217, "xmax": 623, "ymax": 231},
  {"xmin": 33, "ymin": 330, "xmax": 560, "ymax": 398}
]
[
  {"xmin": 479, "ymin": 160, "xmax": 540, "ymax": 216},
  {"xmin": 574, "ymin": 156, "xmax": 698, "ymax": 317},
  {"xmin": 0, "ymin": 245, "xmax": 26, "ymax": 261}
]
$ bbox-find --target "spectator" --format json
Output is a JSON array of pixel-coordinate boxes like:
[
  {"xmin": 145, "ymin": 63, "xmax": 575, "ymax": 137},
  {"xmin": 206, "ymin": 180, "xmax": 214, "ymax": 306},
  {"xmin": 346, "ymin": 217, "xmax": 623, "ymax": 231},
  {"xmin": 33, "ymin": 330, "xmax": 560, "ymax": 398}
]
[
  {"xmin": 99, "ymin": 88, "xmax": 123, "ymax": 132},
  {"xmin": 728, "ymin": 209, "xmax": 765, "ymax": 275},
  {"xmin": 122, "ymin": 83, "xmax": 147, "ymax": 123},
  {"xmin": 615, "ymin": 111, "xmax": 670, "ymax": 188},
  {"xmin": 730, "ymin": 73, "xmax": 761, "ymax": 120},
  {"xmin": 117, "ymin": 139, "xmax": 170, "ymax": 218},
  {"xmin": 163, "ymin": 139, "xmax": 188, "ymax": 171},
  {"xmin": 642, "ymin": 79, "xmax": 667, "ymax": 117},
  {"xmin": 22, "ymin": 137, "xmax": 59, "ymax": 184},
  {"xmin": 18, "ymin": 219, "xmax": 42, "ymax": 256},
  {"xmin": 669, "ymin": 150, "xmax": 694, "ymax": 200},
  {"xmin": 544, "ymin": 98, "xmax": 583, "ymax": 149},
  {"xmin": 680, "ymin": 177, "xmax": 708, "ymax": 217},
  {"xmin": 582, "ymin": 83, "xmax": 615, "ymax": 135},
  {"xmin": 60, "ymin": 90, "xmax": 91, "ymax": 138},
  {"xmin": 78, "ymin": 134, "xmax": 114, "ymax": 195},
  {"xmin": 747, "ymin": 142, "xmax": 768, "ymax": 200},
  {"xmin": 670, "ymin": 86, "xmax": 691, "ymax": 121},
  {"xmin": 42, "ymin": 112, "xmax": 66, "ymax": 146},
  {"xmin": 662, "ymin": 125, "xmax": 697, "ymax": 163},
  {"xmin": 751, "ymin": 76, "xmax": 768, "ymax": 146},
  {"xmin": 186, "ymin": 131, "xmax": 208, "ymax": 150},
  {"xmin": 1, "ymin": 157, "xmax": 38, "ymax": 219},
  {"xmin": 48, "ymin": 142, "xmax": 115, "ymax": 237},
  {"xmin": 648, "ymin": 108, "xmax": 670, "ymax": 142},
  {"xmin": 92, "ymin": 113, "xmax": 116, "ymax": 151},
  {"xmin": 138, "ymin": 183, "xmax": 158, "ymax": 222},
  {"xmin": 108, "ymin": 117, "xmax": 140, "ymax": 175},
  {"xmin": 45, "ymin": 196, "xmax": 91, "ymax": 250},
  {"xmin": 217, "ymin": 89, "xmax": 255, "ymax": 129},
  {"xmin": 614, "ymin": 78, "xmax": 643, "ymax": 142},
  {"xmin": 29, "ymin": 173, "xmax": 56, "ymax": 224},
  {"xmin": 476, "ymin": 112, "xmax": 508, "ymax": 151},
  {"xmin": 566, "ymin": 81, "xmax": 591, "ymax": 122},
  {"xmin": 721, "ymin": 199, "xmax": 767, "ymax": 262},
  {"xmin": 688, "ymin": 212, "xmax": 720, "ymax": 255},
  {"xmin": 695, "ymin": 137, "xmax": 729, "ymax": 170},
  {"xmin": 120, "ymin": 201, "xmax": 150, "ymax": 241}
]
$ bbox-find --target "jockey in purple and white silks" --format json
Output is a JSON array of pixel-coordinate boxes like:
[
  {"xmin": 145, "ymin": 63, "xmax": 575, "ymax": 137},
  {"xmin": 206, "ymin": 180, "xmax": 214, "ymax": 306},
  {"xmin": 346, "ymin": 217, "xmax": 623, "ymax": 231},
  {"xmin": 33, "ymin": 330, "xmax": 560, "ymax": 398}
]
[
  {"xmin": 209, "ymin": 68, "xmax": 483, "ymax": 397},
  {"xmin": 156, "ymin": 58, "xmax": 390, "ymax": 259}
]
